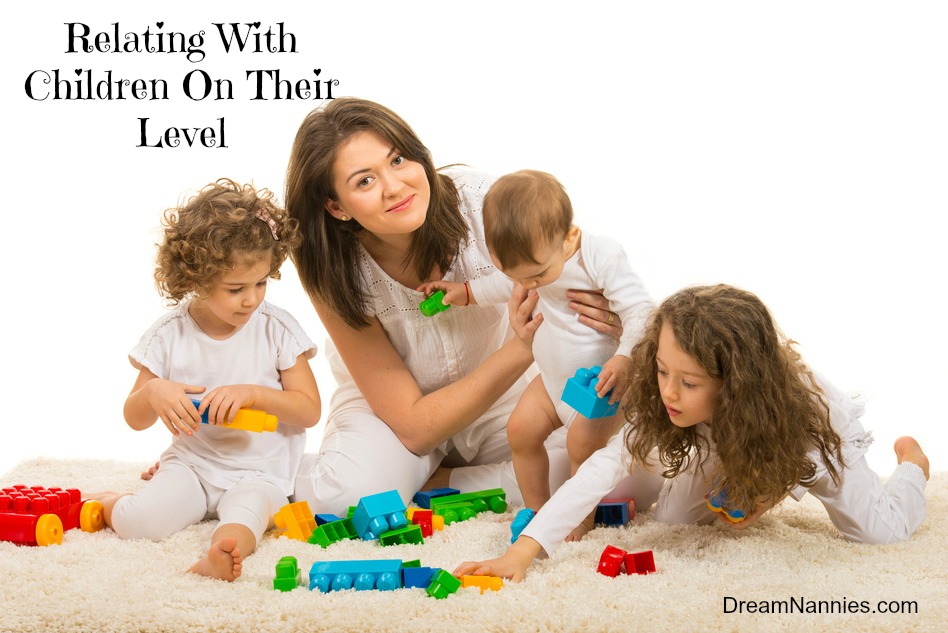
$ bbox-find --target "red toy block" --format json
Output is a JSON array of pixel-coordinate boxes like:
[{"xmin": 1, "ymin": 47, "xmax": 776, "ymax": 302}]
[
  {"xmin": 1, "ymin": 485, "xmax": 104, "ymax": 547},
  {"xmin": 411, "ymin": 509, "xmax": 434, "ymax": 538},
  {"xmin": 624, "ymin": 550, "xmax": 656, "ymax": 575},
  {"xmin": 597, "ymin": 545, "xmax": 627, "ymax": 577}
]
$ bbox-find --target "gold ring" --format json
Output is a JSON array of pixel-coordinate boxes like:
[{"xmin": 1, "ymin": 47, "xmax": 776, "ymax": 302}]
[{"xmin": 606, "ymin": 312, "xmax": 616, "ymax": 326}]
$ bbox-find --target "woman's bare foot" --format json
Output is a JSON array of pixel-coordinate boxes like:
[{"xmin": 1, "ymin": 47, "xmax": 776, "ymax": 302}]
[
  {"xmin": 189, "ymin": 537, "xmax": 243, "ymax": 582},
  {"xmin": 141, "ymin": 462, "xmax": 160, "ymax": 481},
  {"xmin": 894, "ymin": 436, "xmax": 930, "ymax": 480},
  {"xmin": 565, "ymin": 513, "xmax": 596, "ymax": 543}
]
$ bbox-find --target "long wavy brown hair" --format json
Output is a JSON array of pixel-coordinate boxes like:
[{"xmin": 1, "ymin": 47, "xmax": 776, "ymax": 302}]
[
  {"xmin": 155, "ymin": 179, "xmax": 299, "ymax": 304},
  {"xmin": 625, "ymin": 284, "xmax": 844, "ymax": 510},
  {"xmin": 285, "ymin": 98, "xmax": 468, "ymax": 328}
]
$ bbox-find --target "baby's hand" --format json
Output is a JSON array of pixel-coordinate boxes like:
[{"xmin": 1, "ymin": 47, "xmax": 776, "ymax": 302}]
[
  {"xmin": 596, "ymin": 355, "xmax": 632, "ymax": 404},
  {"xmin": 198, "ymin": 385, "xmax": 258, "ymax": 426},
  {"xmin": 145, "ymin": 379, "xmax": 205, "ymax": 436},
  {"xmin": 416, "ymin": 280, "xmax": 471, "ymax": 307}
]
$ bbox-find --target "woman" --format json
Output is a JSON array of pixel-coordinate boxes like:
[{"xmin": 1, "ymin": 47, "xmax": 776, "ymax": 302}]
[{"xmin": 285, "ymin": 97, "xmax": 624, "ymax": 514}]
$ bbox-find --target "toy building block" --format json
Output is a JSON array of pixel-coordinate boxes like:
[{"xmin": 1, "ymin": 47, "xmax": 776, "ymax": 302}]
[
  {"xmin": 410, "ymin": 509, "xmax": 434, "ymax": 538},
  {"xmin": 624, "ymin": 550, "xmax": 656, "ymax": 575},
  {"xmin": 510, "ymin": 507, "xmax": 535, "ymax": 543},
  {"xmin": 431, "ymin": 514, "xmax": 445, "ymax": 531},
  {"xmin": 461, "ymin": 575, "xmax": 504, "ymax": 594},
  {"xmin": 419, "ymin": 290, "xmax": 451, "ymax": 317},
  {"xmin": 308, "ymin": 518, "xmax": 358, "ymax": 548},
  {"xmin": 430, "ymin": 488, "xmax": 507, "ymax": 517},
  {"xmin": 273, "ymin": 556, "xmax": 304, "ymax": 592},
  {"xmin": 379, "ymin": 524, "xmax": 424, "ymax": 546},
  {"xmin": 1, "ymin": 485, "xmax": 104, "ymax": 547},
  {"xmin": 597, "ymin": 545, "xmax": 627, "ymax": 577},
  {"xmin": 432, "ymin": 500, "xmax": 477, "ymax": 525},
  {"xmin": 412, "ymin": 487, "xmax": 461, "ymax": 509},
  {"xmin": 402, "ymin": 566, "xmax": 437, "ymax": 589},
  {"xmin": 352, "ymin": 490, "xmax": 408, "ymax": 540},
  {"xmin": 315, "ymin": 513, "xmax": 342, "ymax": 526},
  {"xmin": 706, "ymin": 486, "xmax": 746, "ymax": 522},
  {"xmin": 274, "ymin": 501, "xmax": 317, "ymax": 542},
  {"xmin": 190, "ymin": 398, "xmax": 277, "ymax": 432},
  {"xmin": 561, "ymin": 366, "xmax": 618, "ymax": 419},
  {"xmin": 308, "ymin": 559, "xmax": 403, "ymax": 593},
  {"xmin": 425, "ymin": 569, "xmax": 461, "ymax": 599},
  {"xmin": 402, "ymin": 559, "xmax": 421, "ymax": 568},
  {"xmin": 595, "ymin": 498, "xmax": 636, "ymax": 526}
]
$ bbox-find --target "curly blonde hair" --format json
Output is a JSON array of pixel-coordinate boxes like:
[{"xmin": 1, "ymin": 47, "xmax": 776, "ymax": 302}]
[
  {"xmin": 155, "ymin": 178, "xmax": 300, "ymax": 303},
  {"xmin": 624, "ymin": 284, "xmax": 844, "ymax": 510}
]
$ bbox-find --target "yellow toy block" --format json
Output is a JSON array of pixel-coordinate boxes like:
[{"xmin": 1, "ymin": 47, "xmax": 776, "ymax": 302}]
[
  {"xmin": 432, "ymin": 515, "xmax": 445, "ymax": 531},
  {"xmin": 461, "ymin": 575, "xmax": 503, "ymax": 594},
  {"xmin": 274, "ymin": 501, "xmax": 316, "ymax": 541}
]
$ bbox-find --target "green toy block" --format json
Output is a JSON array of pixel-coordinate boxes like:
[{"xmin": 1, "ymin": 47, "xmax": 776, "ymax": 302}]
[
  {"xmin": 430, "ymin": 488, "xmax": 507, "ymax": 517},
  {"xmin": 419, "ymin": 290, "xmax": 451, "ymax": 317},
  {"xmin": 402, "ymin": 559, "xmax": 421, "ymax": 568},
  {"xmin": 432, "ymin": 501, "xmax": 478, "ymax": 525},
  {"xmin": 426, "ymin": 569, "xmax": 461, "ymax": 599},
  {"xmin": 379, "ymin": 524, "xmax": 424, "ymax": 546},
  {"xmin": 273, "ymin": 556, "xmax": 303, "ymax": 592},
  {"xmin": 308, "ymin": 518, "xmax": 358, "ymax": 548}
]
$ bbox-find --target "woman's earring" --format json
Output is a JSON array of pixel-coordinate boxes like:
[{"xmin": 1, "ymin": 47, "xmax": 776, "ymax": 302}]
[{"xmin": 340, "ymin": 214, "xmax": 350, "ymax": 221}]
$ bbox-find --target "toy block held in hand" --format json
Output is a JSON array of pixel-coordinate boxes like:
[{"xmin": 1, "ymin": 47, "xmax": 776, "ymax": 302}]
[
  {"xmin": 461, "ymin": 575, "xmax": 504, "ymax": 594},
  {"xmin": 705, "ymin": 485, "xmax": 746, "ymax": 522},
  {"xmin": 352, "ymin": 490, "xmax": 408, "ymax": 540},
  {"xmin": 190, "ymin": 398, "xmax": 277, "ymax": 432},
  {"xmin": 1, "ymin": 485, "xmax": 104, "ymax": 547},
  {"xmin": 274, "ymin": 501, "xmax": 316, "ymax": 542},
  {"xmin": 561, "ymin": 366, "xmax": 619, "ymax": 419},
  {"xmin": 419, "ymin": 290, "xmax": 451, "ymax": 317}
]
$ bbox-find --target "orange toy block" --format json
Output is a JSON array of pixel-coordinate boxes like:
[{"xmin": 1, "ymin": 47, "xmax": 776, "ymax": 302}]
[{"xmin": 274, "ymin": 501, "xmax": 316, "ymax": 542}]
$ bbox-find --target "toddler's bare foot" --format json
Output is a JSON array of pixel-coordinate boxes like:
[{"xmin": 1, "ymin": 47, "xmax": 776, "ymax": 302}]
[
  {"xmin": 894, "ymin": 436, "xmax": 930, "ymax": 480},
  {"xmin": 141, "ymin": 462, "xmax": 160, "ymax": 481},
  {"xmin": 565, "ymin": 513, "xmax": 596, "ymax": 543},
  {"xmin": 190, "ymin": 537, "xmax": 243, "ymax": 582}
]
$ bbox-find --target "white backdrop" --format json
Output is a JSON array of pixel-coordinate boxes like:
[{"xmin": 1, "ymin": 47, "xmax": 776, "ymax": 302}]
[{"xmin": 3, "ymin": 1, "xmax": 945, "ymax": 479}]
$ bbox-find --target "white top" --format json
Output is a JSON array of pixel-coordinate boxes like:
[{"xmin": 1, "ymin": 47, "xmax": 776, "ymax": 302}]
[
  {"xmin": 130, "ymin": 299, "xmax": 317, "ymax": 495},
  {"xmin": 325, "ymin": 167, "xmax": 531, "ymax": 461},
  {"xmin": 521, "ymin": 372, "xmax": 874, "ymax": 556},
  {"xmin": 472, "ymin": 234, "xmax": 653, "ymax": 423}
]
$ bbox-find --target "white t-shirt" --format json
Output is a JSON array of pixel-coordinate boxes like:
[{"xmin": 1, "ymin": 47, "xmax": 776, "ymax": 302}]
[{"xmin": 129, "ymin": 299, "xmax": 317, "ymax": 495}]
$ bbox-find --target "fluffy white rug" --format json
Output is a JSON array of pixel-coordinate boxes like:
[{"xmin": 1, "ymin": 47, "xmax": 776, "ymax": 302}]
[{"xmin": 1, "ymin": 458, "xmax": 944, "ymax": 633}]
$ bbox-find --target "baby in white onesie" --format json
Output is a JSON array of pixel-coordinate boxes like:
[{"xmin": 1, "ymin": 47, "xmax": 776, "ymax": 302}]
[{"xmin": 419, "ymin": 170, "xmax": 653, "ymax": 542}]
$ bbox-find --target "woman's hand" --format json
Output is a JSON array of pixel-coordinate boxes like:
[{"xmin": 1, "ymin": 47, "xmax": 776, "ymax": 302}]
[
  {"xmin": 567, "ymin": 289, "xmax": 623, "ymax": 339},
  {"xmin": 508, "ymin": 283, "xmax": 543, "ymax": 351}
]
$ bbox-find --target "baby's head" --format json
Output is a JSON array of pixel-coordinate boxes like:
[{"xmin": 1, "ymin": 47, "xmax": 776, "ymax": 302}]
[
  {"xmin": 155, "ymin": 178, "xmax": 300, "ymax": 303},
  {"xmin": 483, "ymin": 170, "xmax": 580, "ymax": 289}
]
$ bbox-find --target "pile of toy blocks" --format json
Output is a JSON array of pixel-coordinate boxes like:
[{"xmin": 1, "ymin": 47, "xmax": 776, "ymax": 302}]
[
  {"xmin": 273, "ymin": 555, "xmax": 503, "ymax": 599},
  {"xmin": 412, "ymin": 487, "xmax": 507, "ymax": 525},
  {"xmin": 1, "ymin": 485, "xmax": 104, "ymax": 547}
]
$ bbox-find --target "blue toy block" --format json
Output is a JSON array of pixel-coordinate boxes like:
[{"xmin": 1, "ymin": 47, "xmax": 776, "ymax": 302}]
[
  {"xmin": 595, "ymin": 501, "xmax": 631, "ymax": 526},
  {"xmin": 560, "ymin": 366, "xmax": 618, "ymax": 419},
  {"xmin": 402, "ymin": 566, "xmax": 437, "ymax": 589},
  {"xmin": 706, "ymin": 486, "xmax": 746, "ymax": 522},
  {"xmin": 510, "ymin": 507, "xmax": 535, "ymax": 543},
  {"xmin": 351, "ymin": 490, "xmax": 408, "ymax": 540},
  {"xmin": 412, "ymin": 487, "xmax": 461, "ymax": 509},
  {"xmin": 308, "ymin": 559, "xmax": 404, "ymax": 593},
  {"xmin": 315, "ymin": 513, "xmax": 342, "ymax": 526}
]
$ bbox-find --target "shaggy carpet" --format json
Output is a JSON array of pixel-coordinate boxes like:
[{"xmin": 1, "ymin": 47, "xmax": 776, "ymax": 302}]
[{"xmin": 1, "ymin": 458, "xmax": 944, "ymax": 633}]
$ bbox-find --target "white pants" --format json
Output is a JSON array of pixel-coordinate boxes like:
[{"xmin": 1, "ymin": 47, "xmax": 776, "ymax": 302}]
[
  {"xmin": 111, "ymin": 458, "xmax": 288, "ymax": 543},
  {"xmin": 293, "ymin": 397, "xmax": 571, "ymax": 515},
  {"xmin": 654, "ymin": 454, "xmax": 927, "ymax": 544}
]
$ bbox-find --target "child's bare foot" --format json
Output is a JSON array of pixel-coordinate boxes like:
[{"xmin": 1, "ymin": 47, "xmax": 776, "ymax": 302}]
[
  {"xmin": 141, "ymin": 462, "xmax": 160, "ymax": 481},
  {"xmin": 565, "ymin": 513, "xmax": 596, "ymax": 543},
  {"xmin": 189, "ymin": 537, "xmax": 243, "ymax": 582},
  {"xmin": 894, "ymin": 436, "xmax": 930, "ymax": 480}
]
